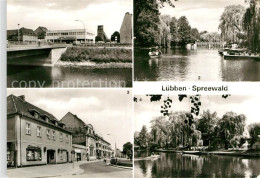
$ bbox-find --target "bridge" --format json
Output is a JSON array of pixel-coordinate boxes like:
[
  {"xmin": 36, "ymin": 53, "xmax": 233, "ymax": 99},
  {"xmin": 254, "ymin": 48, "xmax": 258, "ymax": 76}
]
[{"xmin": 7, "ymin": 45, "xmax": 67, "ymax": 66}]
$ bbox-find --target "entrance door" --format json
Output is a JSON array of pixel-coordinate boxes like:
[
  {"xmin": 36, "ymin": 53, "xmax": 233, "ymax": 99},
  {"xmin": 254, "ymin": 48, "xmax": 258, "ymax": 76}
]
[
  {"xmin": 66, "ymin": 151, "xmax": 69, "ymax": 162},
  {"xmin": 47, "ymin": 150, "xmax": 56, "ymax": 164}
]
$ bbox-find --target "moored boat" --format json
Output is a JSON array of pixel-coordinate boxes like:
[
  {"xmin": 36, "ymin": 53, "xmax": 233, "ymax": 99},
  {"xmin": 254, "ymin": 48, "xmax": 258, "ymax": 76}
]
[{"xmin": 182, "ymin": 151, "xmax": 202, "ymax": 155}]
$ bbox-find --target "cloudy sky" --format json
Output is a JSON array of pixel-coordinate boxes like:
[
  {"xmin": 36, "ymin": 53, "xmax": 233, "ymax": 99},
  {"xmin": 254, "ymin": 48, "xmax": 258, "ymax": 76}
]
[
  {"xmin": 7, "ymin": 0, "xmax": 132, "ymax": 37},
  {"xmin": 135, "ymin": 95, "xmax": 260, "ymax": 132},
  {"xmin": 7, "ymin": 89, "xmax": 132, "ymax": 150},
  {"xmin": 160, "ymin": 0, "xmax": 247, "ymax": 32}
]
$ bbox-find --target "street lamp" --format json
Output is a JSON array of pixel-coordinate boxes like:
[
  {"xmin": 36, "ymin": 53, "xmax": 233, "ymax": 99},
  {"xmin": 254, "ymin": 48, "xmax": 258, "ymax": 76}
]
[
  {"xmin": 17, "ymin": 24, "xmax": 20, "ymax": 44},
  {"xmin": 75, "ymin": 20, "xmax": 86, "ymax": 45},
  {"xmin": 107, "ymin": 134, "xmax": 117, "ymax": 157}
]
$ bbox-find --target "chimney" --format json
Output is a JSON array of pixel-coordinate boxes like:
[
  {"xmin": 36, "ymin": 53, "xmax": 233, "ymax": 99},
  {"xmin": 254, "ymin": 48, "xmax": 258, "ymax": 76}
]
[{"xmin": 18, "ymin": 95, "xmax": 25, "ymax": 101}]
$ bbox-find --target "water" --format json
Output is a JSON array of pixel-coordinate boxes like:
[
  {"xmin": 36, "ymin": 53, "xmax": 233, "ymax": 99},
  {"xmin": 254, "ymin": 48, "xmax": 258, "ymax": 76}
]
[
  {"xmin": 7, "ymin": 65, "xmax": 132, "ymax": 88},
  {"xmin": 134, "ymin": 48, "xmax": 260, "ymax": 81},
  {"xmin": 135, "ymin": 152, "xmax": 260, "ymax": 178}
]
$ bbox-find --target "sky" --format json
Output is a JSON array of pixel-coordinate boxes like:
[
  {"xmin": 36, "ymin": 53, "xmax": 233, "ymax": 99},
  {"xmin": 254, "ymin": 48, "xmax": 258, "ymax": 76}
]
[
  {"xmin": 7, "ymin": 89, "xmax": 133, "ymax": 150},
  {"xmin": 160, "ymin": 0, "xmax": 247, "ymax": 33},
  {"xmin": 135, "ymin": 95, "xmax": 260, "ymax": 132},
  {"xmin": 7, "ymin": 0, "xmax": 133, "ymax": 37}
]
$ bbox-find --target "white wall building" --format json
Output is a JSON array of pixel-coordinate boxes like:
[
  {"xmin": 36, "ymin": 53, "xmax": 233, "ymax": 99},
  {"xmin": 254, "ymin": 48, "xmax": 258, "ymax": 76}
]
[{"xmin": 45, "ymin": 29, "xmax": 95, "ymax": 43}]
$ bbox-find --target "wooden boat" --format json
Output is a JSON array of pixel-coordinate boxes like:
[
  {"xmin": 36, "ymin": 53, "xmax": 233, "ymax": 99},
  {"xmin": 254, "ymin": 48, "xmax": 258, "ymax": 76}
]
[
  {"xmin": 223, "ymin": 49, "xmax": 260, "ymax": 60},
  {"xmin": 224, "ymin": 54, "xmax": 260, "ymax": 60},
  {"xmin": 182, "ymin": 151, "xmax": 201, "ymax": 155}
]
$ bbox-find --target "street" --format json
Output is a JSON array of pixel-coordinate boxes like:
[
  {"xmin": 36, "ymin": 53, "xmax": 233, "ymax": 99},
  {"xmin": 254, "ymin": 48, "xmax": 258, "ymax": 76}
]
[{"xmin": 7, "ymin": 160, "xmax": 132, "ymax": 178}]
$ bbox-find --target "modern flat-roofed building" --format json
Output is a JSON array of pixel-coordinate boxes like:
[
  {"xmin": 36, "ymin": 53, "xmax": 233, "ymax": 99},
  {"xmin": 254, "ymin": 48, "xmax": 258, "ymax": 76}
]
[
  {"xmin": 7, "ymin": 95, "xmax": 73, "ymax": 167},
  {"xmin": 45, "ymin": 29, "xmax": 95, "ymax": 44},
  {"xmin": 120, "ymin": 12, "xmax": 132, "ymax": 44}
]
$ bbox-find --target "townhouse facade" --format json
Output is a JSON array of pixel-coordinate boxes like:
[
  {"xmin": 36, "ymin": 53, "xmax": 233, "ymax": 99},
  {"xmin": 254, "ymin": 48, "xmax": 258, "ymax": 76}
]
[
  {"xmin": 61, "ymin": 112, "xmax": 113, "ymax": 161},
  {"xmin": 7, "ymin": 95, "xmax": 73, "ymax": 167}
]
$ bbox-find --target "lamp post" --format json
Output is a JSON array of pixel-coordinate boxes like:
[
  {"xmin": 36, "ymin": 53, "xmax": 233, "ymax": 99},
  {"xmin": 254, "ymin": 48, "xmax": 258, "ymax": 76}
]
[
  {"xmin": 17, "ymin": 24, "xmax": 20, "ymax": 44},
  {"xmin": 75, "ymin": 20, "xmax": 86, "ymax": 45},
  {"xmin": 107, "ymin": 134, "xmax": 117, "ymax": 158}
]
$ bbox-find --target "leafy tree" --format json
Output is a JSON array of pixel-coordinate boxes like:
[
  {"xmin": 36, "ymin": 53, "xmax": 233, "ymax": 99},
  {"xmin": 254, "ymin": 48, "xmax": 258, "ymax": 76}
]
[
  {"xmin": 177, "ymin": 16, "xmax": 191, "ymax": 44},
  {"xmin": 123, "ymin": 142, "xmax": 133, "ymax": 159},
  {"xmin": 248, "ymin": 123, "xmax": 260, "ymax": 148},
  {"xmin": 170, "ymin": 17, "xmax": 179, "ymax": 45},
  {"xmin": 242, "ymin": 0, "xmax": 260, "ymax": 52},
  {"xmin": 159, "ymin": 15, "xmax": 172, "ymax": 48},
  {"xmin": 190, "ymin": 28, "xmax": 200, "ymax": 42},
  {"xmin": 216, "ymin": 112, "xmax": 246, "ymax": 149},
  {"xmin": 219, "ymin": 5, "xmax": 246, "ymax": 43},
  {"xmin": 134, "ymin": 0, "xmax": 177, "ymax": 46},
  {"xmin": 138, "ymin": 125, "xmax": 150, "ymax": 148},
  {"xmin": 197, "ymin": 110, "xmax": 218, "ymax": 147}
]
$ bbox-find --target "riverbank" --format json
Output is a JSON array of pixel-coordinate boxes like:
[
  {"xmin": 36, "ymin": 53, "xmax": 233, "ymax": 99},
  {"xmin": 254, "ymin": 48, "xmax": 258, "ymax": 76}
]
[
  {"xmin": 155, "ymin": 148, "xmax": 260, "ymax": 157},
  {"xmin": 60, "ymin": 47, "xmax": 132, "ymax": 63},
  {"xmin": 55, "ymin": 60, "xmax": 132, "ymax": 68}
]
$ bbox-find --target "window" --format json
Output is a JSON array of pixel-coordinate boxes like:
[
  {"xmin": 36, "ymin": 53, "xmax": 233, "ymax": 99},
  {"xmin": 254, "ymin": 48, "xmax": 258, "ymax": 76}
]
[
  {"xmin": 66, "ymin": 135, "xmax": 69, "ymax": 143},
  {"xmin": 60, "ymin": 133, "xmax": 63, "ymax": 142},
  {"xmin": 52, "ymin": 131, "xmax": 55, "ymax": 140},
  {"xmin": 36, "ymin": 126, "xmax": 41, "ymax": 137},
  {"xmin": 26, "ymin": 123, "xmax": 31, "ymax": 135},
  {"xmin": 47, "ymin": 129, "xmax": 50, "ymax": 139},
  {"xmin": 26, "ymin": 149, "xmax": 42, "ymax": 161}
]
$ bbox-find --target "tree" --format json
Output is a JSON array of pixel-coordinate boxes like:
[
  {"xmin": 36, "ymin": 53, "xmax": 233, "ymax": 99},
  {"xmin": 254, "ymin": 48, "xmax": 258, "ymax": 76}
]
[
  {"xmin": 216, "ymin": 112, "xmax": 246, "ymax": 149},
  {"xmin": 134, "ymin": 0, "xmax": 178, "ymax": 46},
  {"xmin": 170, "ymin": 17, "xmax": 179, "ymax": 45},
  {"xmin": 219, "ymin": 5, "xmax": 246, "ymax": 43},
  {"xmin": 159, "ymin": 15, "xmax": 172, "ymax": 48},
  {"xmin": 111, "ymin": 31, "xmax": 120, "ymax": 43},
  {"xmin": 197, "ymin": 110, "xmax": 218, "ymax": 147},
  {"xmin": 123, "ymin": 142, "xmax": 133, "ymax": 159},
  {"xmin": 248, "ymin": 123, "xmax": 260, "ymax": 148},
  {"xmin": 243, "ymin": 0, "xmax": 260, "ymax": 52},
  {"xmin": 190, "ymin": 28, "xmax": 200, "ymax": 42},
  {"xmin": 138, "ymin": 125, "xmax": 149, "ymax": 148},
  {"xmin": 177, "ymin": 16, "xmax": 191, "ymax": 44}
]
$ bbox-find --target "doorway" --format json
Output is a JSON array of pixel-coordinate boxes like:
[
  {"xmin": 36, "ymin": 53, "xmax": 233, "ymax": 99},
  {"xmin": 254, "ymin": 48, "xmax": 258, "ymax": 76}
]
[{"xmin": 47, "ymin": 150, "xmax": 56, "ymax": 164}]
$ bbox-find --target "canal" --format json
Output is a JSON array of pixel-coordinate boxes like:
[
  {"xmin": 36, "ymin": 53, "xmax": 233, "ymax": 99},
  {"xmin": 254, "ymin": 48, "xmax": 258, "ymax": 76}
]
[
  {"xmin": 134, "ymin": 152, "xmax": 260, "ymax": 177},
  {"xmin": 7, "ymin": 65, "xmax": 132, "ymax": 88},
  {"xmin": 134, "ymin": 48, "xmax": 260, "ymax": 81}
]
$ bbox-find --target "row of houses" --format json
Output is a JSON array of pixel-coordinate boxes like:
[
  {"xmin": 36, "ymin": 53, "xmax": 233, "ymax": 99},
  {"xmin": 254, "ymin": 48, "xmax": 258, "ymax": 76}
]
[
  {"xmin": 7, "ymin": 12, "xmax": 132, "ymax": 44},
  {"xmin": 7, "ymin": 94, "xmax": 114, "ymax": 167}
]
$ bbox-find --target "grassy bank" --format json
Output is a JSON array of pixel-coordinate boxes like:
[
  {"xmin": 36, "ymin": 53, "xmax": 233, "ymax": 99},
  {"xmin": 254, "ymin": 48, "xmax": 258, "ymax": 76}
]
[{"xmin": 60, "ymin": 47, "xmax": 132, "ymax": 63}]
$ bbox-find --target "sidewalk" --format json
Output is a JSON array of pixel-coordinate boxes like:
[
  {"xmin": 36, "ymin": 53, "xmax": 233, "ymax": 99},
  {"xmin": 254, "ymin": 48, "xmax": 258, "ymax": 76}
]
[{"xmin": 7, "ymin": 160, "xmax": 101, "ymax": 178}]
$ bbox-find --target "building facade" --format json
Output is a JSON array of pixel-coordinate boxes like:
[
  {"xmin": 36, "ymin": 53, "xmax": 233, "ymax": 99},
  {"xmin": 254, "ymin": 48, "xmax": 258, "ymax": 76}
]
[
  {"xmin": 45, "ymin": 29, "xmax": 95, "ymax": 44},
  {"xmin": 120, "ymin": 12, "xmax": 132, "ymax": 44},
  {"xmin": 61, "ymin": 112, "xmax": 112, "ymax": 161},
  {"xmin": 34, "ymin": 26, "xmax": 48, "ymax": 39},
  {"xmin": 7, "ymin": 95, "xmax": 73, "ymax": 167},
  {"xmin": 96, "ymin": 25, "xmax": 109, "ymax": 42},
  {"xmin": 7, "ymin": 27, "xmax": 38, "ymax": 42}
]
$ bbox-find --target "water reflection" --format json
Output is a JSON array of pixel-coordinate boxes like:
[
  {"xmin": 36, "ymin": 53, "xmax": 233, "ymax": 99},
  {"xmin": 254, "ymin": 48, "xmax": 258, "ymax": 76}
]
[
  {"xmin": 134, "ymin": 48, "xmax": 260, "ymax": 81},
  {"xmin": 134, "ymin": 152, "xmax": 260, "ymax": 178},
  {"xmin": 7, "ymin": 65, "xmax": 132, "ymax": 88}
]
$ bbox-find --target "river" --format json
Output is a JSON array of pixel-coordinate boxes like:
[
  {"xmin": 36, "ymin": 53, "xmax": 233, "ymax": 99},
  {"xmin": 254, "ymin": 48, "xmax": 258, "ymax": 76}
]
[
  {"xmin": 7, "ymin": 65, "xmax": 132, "ymax": 88},
  {"xmin": 134, "ymin": 152, "xmax": 260, "ymax": 177},
  {"xmin": 134, "ymin": 48, "xmax": 260, "ymax": 81}
]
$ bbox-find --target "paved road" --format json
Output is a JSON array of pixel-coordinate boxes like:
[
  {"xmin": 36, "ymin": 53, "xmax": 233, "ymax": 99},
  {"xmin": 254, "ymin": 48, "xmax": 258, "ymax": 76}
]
[{"xmin": 75, "ymin": 161, "xmax": 132, "ymax": 178}]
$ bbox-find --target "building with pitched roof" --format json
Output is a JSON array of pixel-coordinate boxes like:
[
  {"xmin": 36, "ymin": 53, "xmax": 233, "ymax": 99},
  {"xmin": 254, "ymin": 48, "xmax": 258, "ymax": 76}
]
[
  {"xmin": 7, "ymin": 27, "xmax": 38, "ymax": 42},
  {"xmin": 7, "ymin": 95, "xmax": 73, "ymax": 167},
  {"xmin": 34, "ymin": 26, "xmax": 48, "ymax": 39},
  {"xmin": 61, "ymin": 112, "xmax": 113, "ymax": 161}
]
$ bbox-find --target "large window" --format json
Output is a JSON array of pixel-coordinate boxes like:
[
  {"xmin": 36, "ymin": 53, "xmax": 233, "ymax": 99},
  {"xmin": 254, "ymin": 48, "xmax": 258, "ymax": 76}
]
[
  {"xmin": 47, "ymin": 129, "xmax": 50, "ymax": 139},
  {"xmin": 26, "ymin": 123, "xmax": 31, "ymax": 135},
  {"xmin": 26, "ymin": 148, "xmax": 42, "ymax": 161},
  {"xmin": 36, "ymin": 126, "xmax": 41, "ymax": 137},
  {"xmin": 52, "ymin": 131, "xmax": 55, "ymax": 140}
]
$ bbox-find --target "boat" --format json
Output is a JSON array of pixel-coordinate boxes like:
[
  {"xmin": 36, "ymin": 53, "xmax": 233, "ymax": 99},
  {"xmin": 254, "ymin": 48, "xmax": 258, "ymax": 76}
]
[
  {"xmin": 218, "ymin": 48, "xmax": 230, "ymax": 55},
  {"xmin": 223, "ymin": 49, "xmax": 260, "ymax": 60},
  {"xmin": 182, "ymin": 151, "xmax": 202, "ymax": 155},
  {"xmin": 149, "ymin": 51, "xmax": 161, "ymax": 58}
]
